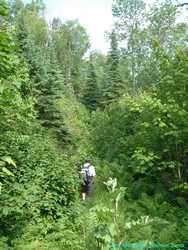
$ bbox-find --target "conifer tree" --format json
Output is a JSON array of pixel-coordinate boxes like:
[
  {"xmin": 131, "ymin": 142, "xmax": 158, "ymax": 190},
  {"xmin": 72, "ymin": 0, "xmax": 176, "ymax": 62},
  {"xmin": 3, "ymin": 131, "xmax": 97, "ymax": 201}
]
[
  {"xmin": 102, "ymin": 30, "xmax": 123, "ymax": 105},
  {"xmin": 35, "ymin": 44, "xmax": 69, "ymax": 141},
  {"xmin": 10, "ymin": 0, "xmax": 69, "ymax": 143},
  {"xmin": 82, "ymin": 54, "xmax": 99, "ymax": 111}
]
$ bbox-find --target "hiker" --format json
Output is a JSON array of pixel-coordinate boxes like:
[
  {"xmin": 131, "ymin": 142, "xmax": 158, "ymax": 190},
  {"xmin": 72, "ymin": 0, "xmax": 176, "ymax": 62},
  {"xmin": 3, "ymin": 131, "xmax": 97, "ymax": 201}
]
[{"xmin": 80, "ymin": 159, "xmax": 96, "ymax": 201}]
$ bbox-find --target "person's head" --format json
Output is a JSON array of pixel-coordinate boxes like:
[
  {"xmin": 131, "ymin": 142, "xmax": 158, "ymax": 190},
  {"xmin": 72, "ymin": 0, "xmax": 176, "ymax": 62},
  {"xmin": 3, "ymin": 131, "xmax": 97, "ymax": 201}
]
[{"xmin": 85, "ymin": 158, "xmax": 91, "ymax": 164}]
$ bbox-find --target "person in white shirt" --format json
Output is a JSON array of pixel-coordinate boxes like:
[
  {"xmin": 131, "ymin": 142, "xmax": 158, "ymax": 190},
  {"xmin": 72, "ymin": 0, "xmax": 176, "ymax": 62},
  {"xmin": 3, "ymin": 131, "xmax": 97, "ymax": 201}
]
[{"xmin": 80, "ymin": 159, "xmax": 96, "ymax": 201}]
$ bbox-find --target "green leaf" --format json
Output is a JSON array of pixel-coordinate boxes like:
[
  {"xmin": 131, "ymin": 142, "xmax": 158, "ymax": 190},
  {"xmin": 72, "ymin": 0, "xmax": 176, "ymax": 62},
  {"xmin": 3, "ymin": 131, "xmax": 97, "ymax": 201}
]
[
  {"xmin": 0, "ymin": 161, "xmax": 5, "ymax": 167},
  {"xmin": 108, "ymin": 223, "xmax": 117, "ymax": 237},
  {"xmin": 2, "ymin": 167, "xmax": 14, "ymax": 176},
  {"xmin": 1, "ymin": 156, "xmax": 16, "ymax": 167}
]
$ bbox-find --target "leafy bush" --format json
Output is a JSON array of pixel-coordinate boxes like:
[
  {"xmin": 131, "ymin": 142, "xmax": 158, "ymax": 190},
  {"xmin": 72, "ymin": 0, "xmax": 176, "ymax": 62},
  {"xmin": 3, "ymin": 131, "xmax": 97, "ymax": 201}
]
[{"xmin": 91, "ymin": 93, "xmax": 188, "ymax": 199}]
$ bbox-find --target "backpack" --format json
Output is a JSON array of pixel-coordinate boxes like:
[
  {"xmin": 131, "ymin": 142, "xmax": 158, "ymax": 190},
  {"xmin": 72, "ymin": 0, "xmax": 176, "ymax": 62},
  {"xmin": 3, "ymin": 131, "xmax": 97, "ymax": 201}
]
[{"xmin": 80, "ymin": 164, "xmax": 92, "ymax": 184}]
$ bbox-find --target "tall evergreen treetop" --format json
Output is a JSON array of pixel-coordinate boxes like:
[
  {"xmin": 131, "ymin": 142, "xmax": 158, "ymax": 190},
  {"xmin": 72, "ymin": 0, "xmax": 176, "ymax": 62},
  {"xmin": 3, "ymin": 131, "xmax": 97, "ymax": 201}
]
[
  {"xmin": 102, "ymin": 30, "xmax": 123, "ymax": 105},
  {"xmin": 82, "ymin": 54, "xmax": 99, "ymax": 111}
]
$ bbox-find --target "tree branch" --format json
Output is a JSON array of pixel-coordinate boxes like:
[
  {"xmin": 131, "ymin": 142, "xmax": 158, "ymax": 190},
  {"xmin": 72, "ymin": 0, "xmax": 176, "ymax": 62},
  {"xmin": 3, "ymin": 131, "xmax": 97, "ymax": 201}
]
[{"xmin": 176, "ymin": 2, "xmax": 188, "ymax": 7}]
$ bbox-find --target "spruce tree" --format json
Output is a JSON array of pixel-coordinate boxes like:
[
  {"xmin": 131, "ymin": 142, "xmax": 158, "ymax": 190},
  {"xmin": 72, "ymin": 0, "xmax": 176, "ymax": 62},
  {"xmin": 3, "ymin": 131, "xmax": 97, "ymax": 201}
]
[
  {"xmin": 102, "ymin": 30, "xmax": 123, "ymax": 105},
  {"xmin": 36, "ymin": 45, "xmax": 69, "ymax": 141},
  {"xmin": 10, "ymin": 1, "xmax": 69, "ymax": 143},
  {"xmin": 82, "ymin": 54, "xmax": 99, "ymax": 111}
]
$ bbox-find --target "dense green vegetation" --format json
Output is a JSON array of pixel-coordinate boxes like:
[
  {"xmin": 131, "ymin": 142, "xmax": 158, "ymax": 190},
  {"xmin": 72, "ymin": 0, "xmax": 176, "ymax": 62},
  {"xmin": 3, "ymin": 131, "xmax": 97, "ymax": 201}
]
[{"xmin": 0, "ymin": 0, "xmax": 188, "ymax": 249}]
